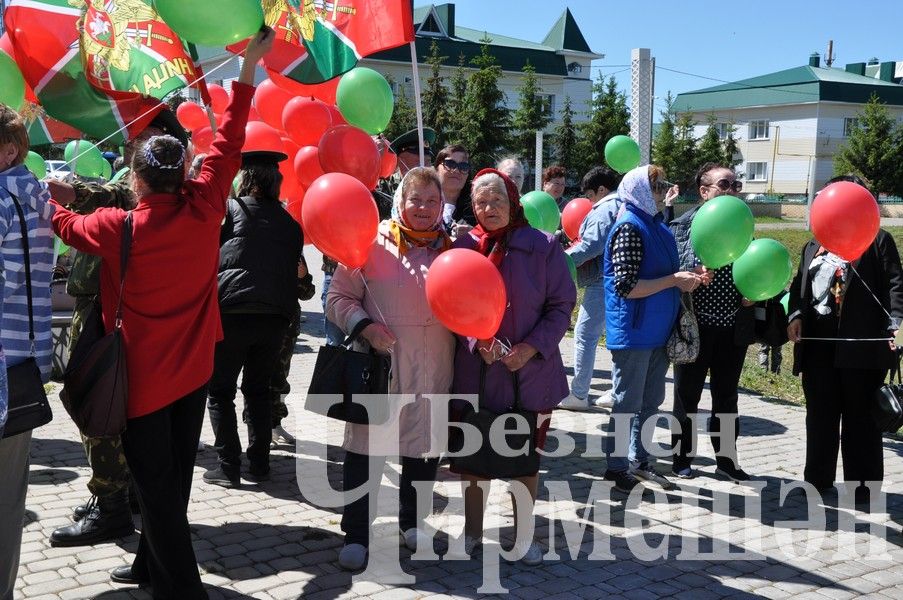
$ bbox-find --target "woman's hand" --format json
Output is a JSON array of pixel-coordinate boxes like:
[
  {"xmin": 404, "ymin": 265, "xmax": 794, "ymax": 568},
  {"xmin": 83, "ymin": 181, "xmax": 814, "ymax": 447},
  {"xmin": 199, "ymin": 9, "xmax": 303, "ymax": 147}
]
[
  {"xmin": 500, "ymin": 343, "xmax": 538, "ymax": 372},
  {"xmin": 453, "ymin": 222, "xmax": 473, "ymax": 238},
  {"xmin": 239, "ymin": 27, "xmax": 276, "ymax": 85},
  {"xmin": 673, "ymin": 271, "xmax": 703, "ymax": 292},
  {"xmin": 476, "ymin": 338, "xmax": 505, "ymax": 364},
  {"xmin": 787, "ymin": 319, "xmax": 802, "ymax": 343},
  {"xmin": 693, "ymin": 265, "xmax": 714, "ymax": 286},
  {"xmin": 361, "ymin": 322, "xmax": 396, "ymax": 354},
  {"xmin": 664, "ymin": 185, "xmax": 679, "ymax": 206}
]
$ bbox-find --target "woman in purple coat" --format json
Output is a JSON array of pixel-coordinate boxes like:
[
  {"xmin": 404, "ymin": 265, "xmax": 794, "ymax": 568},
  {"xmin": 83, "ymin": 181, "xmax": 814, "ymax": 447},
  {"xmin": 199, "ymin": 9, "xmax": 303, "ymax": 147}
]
[{"xmin": 451, "ymin": 169, "xmax": 576, "ymax": 565}]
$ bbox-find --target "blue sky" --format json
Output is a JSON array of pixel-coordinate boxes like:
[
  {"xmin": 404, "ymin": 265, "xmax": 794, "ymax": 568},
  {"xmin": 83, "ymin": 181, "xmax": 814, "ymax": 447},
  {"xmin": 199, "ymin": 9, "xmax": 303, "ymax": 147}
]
[{"xmin": 444, "ymin": 0, "xmax": 903, "ymax": 117}]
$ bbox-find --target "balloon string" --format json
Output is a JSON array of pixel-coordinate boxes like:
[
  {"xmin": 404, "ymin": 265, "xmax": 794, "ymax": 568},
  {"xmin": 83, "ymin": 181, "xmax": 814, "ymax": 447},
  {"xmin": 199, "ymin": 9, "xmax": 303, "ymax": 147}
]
[
  {"xmin": 61, "ymin": 54, "xmax": 240, "ymax": 171},
  {"xmin": 799, "ymin": 337, "xmax": 893, "ymax": 342},
  {"xmin": 848, "ymin": 263, "xmax": 894, "ymax": 322}
]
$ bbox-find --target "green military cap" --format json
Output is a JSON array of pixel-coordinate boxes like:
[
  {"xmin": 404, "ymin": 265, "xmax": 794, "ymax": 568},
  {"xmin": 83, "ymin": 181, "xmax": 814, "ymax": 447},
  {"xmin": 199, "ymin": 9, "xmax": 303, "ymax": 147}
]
[{"xmin": 389, "ymin": 127, "xmax": 437, "ymax": 157}]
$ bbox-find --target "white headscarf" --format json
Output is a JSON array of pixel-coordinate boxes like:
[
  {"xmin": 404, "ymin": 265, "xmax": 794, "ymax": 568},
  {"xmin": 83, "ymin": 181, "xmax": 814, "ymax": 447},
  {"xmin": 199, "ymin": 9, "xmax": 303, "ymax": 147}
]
[{"xmin": 617, "ymin": 165, "xmax": 657, "ymax": 217}]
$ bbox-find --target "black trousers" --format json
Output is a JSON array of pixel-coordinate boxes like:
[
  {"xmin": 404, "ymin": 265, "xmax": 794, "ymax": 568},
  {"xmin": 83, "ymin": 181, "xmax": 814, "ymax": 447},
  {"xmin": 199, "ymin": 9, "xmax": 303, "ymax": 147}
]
[
  {"xmin": 341, "ymin": 451, "xmax": 440, "ymax": 547},
  {"xmin": 207, "ymin": 313, "xmax": 288, "ymax": 474},
  {"xmin": 801, "ymin": 366, "xmax": 885, "ymax": 488},
  {"xmin": 672, "ymin": 325, "xmax": 748, "ymax": 469},
  {"xmin": 121, "ymin": 386, "xmax": 208, "ymax": 600}
]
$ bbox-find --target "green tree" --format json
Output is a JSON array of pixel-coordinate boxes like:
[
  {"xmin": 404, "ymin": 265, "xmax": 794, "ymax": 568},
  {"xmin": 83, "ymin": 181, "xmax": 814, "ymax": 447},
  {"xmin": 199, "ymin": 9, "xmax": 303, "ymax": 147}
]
[
  {"xmin": 383, "ymin": 74, "xmax": 417, "ymax": 141},
  {"xmin": 722, "ymin": 121, "xmax": 741, "ymax": 168},
  {"xmin": 422, "ymin": 40, "xmax": 451, "ymax": 144},
  {"xmin": 448, "ymin": 53, "xmax": 469, "ymax": 142},
  {"xmin": 510, "ymin": 62, "xmax": 551, "ymax": 167},
  {"xmin": 652, "ymin": 92, "xmax": 680, "ymax": 182},
  {"xmin": 834, "ymin": 94, "xmax": 903, "ymax": 196},
  {"xmin": 457, "ymin": 38, "xmax": 510, "ymax": 170},
  {"xmin": 575, "ymin": 74, "xmax": 629, "ymax": 176},
  {"xmin": 670, "ymin": 112, "xmax": 699, "ymax": 192},
  {"xmin": 697, "ymin": 114, "xmax": 724, "ymax": 166},
  {"xmin": 552, "ymin": 95, "xmax": 578, "ymax": 177}
]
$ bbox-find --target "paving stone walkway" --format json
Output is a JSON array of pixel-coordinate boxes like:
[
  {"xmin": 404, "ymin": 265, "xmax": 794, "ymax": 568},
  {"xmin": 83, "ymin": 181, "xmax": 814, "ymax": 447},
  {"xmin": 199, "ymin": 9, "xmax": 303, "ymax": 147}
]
[{"xmin": 13, "ymin": 264, "xmax": 903, "ymax": 599}]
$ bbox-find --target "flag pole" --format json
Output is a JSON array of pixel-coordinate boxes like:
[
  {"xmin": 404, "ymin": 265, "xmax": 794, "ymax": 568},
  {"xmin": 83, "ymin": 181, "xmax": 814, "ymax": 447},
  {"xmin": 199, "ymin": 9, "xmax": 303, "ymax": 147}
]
[{"xmin": 409, "ymin": 41, "xmax": 425, "ymax": 167}]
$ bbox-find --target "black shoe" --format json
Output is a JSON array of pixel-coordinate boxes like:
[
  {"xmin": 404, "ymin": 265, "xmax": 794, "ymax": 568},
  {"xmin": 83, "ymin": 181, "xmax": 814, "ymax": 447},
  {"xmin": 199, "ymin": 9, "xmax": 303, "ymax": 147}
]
[
  {"xmin": 246, "ymin": 464, "xmax": 271, "ymax": 483},
  {"xmin": 203, "ymin": 467, "xmax": 240, "ymax": 488},
  {"xmin": 715, "ymin": 463, "xmax": 751, "ymax": 483},
  {"xmin": 72, "ymin": 497, "xmax": 94, "ymax": 522},
  {"xmin": 632, "ymin": 462, "xmax": 676, "ymax": 491},
  {"xmin": 604, "ymin": 469, "xmax": 642, "ymax": 493},
  {"xmin": 110, "ymin": 565, "xmax": 150, "ymax": 586},
  {"xmin": 50, "ymin": 493, "xmax": 135, "ymax": 547}
]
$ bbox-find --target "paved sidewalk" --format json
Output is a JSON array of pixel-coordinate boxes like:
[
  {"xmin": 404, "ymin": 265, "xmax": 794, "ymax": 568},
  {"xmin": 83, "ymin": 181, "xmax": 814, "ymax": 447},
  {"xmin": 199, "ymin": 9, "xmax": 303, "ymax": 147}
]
[{"xmin": 13, "ymin": 268, "xmax": 903, "ymax": 599}]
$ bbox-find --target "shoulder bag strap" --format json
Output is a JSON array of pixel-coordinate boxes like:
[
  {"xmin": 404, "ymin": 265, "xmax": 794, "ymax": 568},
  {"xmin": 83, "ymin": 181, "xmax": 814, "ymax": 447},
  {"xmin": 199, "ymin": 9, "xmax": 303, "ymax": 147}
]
[
  {"xmin": 478, "ymin": 362, "xmax": 522, "ymax": 411},
  {"xmin": 342, "ymin": 318, "xmax": 374, "ymax": 349},
  {"xmin": 9, "ymin": 194, "xmax": 35, "ymax": 356},
  {"xmin": 115, "ymin": 213, "xmax": 133, "ymax": 329}
]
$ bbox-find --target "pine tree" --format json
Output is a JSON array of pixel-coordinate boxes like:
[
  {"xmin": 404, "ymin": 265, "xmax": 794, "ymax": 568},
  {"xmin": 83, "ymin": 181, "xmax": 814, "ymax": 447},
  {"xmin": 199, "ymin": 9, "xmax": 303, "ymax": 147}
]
[
  {"xmin": 697, "ymin": 114, "xmax": 724, "ymax": 166},
  {"xmin": 553, "ymin": 95, "xmax": 578, "ymax": 177},
  {"xmin": 510, "ymin": 62, "xmax": 551, "ymax": 167},
  {"xmin": 670, "ymin": 112, "xmax": 699, "ymax": 192},
  {"xmin": 383, "ymin": 74, "xmax": 417, "ymax": 141},
  {"xmin": 575, "ymin": 74, "xmax": 629, "ymax": 176},
  {"xmin": 722, "ymin": 121, "xmax": 741, "ymax": 168},
  {"xmin": 457, "ymin": 38, "xmax": 510, "ymax": 170},
  {"xmin": 422, "ymin": 40, "xmax": 450, "ymax": 144},
  {"xmin": 652, "ymin": 92, "xmax": 680, "ymax": 179},
  {"xmin": 834, "ymin": 94, "xmax": 903, "ymax": 196},
  {"xmin": 447, "ymin": 53, "xmax": 469, "ymax": 144}
]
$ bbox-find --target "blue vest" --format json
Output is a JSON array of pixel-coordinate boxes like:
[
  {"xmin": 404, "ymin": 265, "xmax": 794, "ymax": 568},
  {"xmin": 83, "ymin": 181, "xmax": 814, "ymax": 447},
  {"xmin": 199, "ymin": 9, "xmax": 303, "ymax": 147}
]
[{"xmin": 604, "ymin": 203, "xmax": 680, "ymax": 350}]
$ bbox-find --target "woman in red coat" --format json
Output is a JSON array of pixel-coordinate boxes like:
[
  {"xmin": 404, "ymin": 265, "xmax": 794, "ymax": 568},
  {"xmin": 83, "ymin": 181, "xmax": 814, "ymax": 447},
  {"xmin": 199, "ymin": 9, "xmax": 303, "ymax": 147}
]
[{"xmin": 50, "ymin": 29, "xmax": 275, "ymax": 600}]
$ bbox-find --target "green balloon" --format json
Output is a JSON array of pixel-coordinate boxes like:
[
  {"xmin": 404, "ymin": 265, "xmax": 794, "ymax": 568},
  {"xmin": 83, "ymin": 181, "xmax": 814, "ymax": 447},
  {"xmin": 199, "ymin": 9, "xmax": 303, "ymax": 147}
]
[
  {"xmin": 689, "ymin": 195, "xmax": 754, "ymax": 268},
  {"xmin": 101, "ymin": 160, "xmax": 112, "ymax": 180},
  {"xmin": 110, "ymin": 167, "xmax": 130, "ymax": 183},
  {"xmin": 604, "ymin": 135, "xmax": 641, "ymax": 174},
  {"xmin": 732, "ymin": 239, "xmax": 792, "ymax": 301},
  {"xmin": 780, "ymin": 291, "xmax": 790, "ymax": 314},
  {"xmin": 336, "ymin": 68, "xmax": 394, "ymax": 135},
  {"xmin": 565, "ymin": 253, "xmax": 577, "ymax": 283},
  {"xmin": 54, "ymin": 236, "xmax": 70, "ymax": 257},
  {"xmin": 64, "ymin": 140, "xmax": 106, "ymax": 178},
  {"xmin": 154, "ymin": 0, "xmax": 263, "ymax": 47},
  {"xmin": 0, "ymin": 49, "xmax": 25, "ymax": 111},
  {"xmin": 24, "ymin": 151, "xmax": 46, "ymax": 179},
  {"xmin": 521, "ymin": 190, "xmax": 561, "ymax": 233}
]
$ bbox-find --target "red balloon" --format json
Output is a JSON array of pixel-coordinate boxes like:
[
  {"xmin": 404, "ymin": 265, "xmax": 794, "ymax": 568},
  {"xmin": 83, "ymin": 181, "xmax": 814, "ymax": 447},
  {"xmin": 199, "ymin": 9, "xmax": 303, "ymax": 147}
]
[
  {"xmin": 561, "ymin": 197, "xmax": 593, "ymax": 241},
  {"xmin": 327, "ymin": 104, "xmax": 347, "ymax": 126},
  {"xmin": 242, "ymin": 121, "xmax": 286, "ymax": 156},
  {"xmin": 191, "ymin": 126, "xmax": 214, "ymax": 154},
  {"xmin": 302, "ymin": 173, "xmax": 378, "ymax": 268},
  {"xmin": 254, "ymin": 79, "xmax": 294, "ymax": 130},
  {"xmin": 176, "ymin": 102, "xmax": 207, "ymax": 131},
  {"xmin": 811, "ymin": 181, "xmax": 880, "ymax": 261},
  {"xmin": 426, "ymin": 249, "xmax": 507, "ymax": 339},
  {"xmin": 279, "ymin": 136, "xmax": 301, "ymax": 201},
  {"xmin": 286, "ymin": 195, "xmax": 303, "ymax": 225},
  {"xmin": 380, "ymin": 149, "xmax": 398, "ymax": 179},
  {"xmin": 282, "ymin": 97, "xmax": 332, "ymax": 147},
  {"xmin": 269, "ymin": 70, "xmax": 340, "ymax": 104},
  {"xmin": 294, "ymin": 146, "xmax": 325, "ymax": 189},
  {"xmin": 206, "ymin": 84, "xmax": 230, "ymax": 113},
  {"xmin": 248, "ymin": 105, "xmax": 261, "ymax": 122},
  {"xmin": 318, "ymin": 125, "xmax": 380, "ymax": 190}
]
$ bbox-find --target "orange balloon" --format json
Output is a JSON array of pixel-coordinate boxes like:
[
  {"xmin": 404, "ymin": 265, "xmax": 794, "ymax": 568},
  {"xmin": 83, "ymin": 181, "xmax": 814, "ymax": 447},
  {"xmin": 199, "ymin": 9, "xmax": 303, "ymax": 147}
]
[
  {"xmin": 561, "ymin": 197, "xmax": 593, "ymax": 241},
  {"xmin": 302, "ymin": 173, "xmax": 378, "ymax": 269},
  {"xmin": 426, "ymin": 249, "xmax": 507, "ymax": 339},
  {"xmin": 811, "ymin": 181, "xmax": 880, "ymax": 261},
  {"xmin": 294, "ymin": 145, "xmax": 325, "ymax": 189},
  {"xmin": 282, "ymin": 97, "xmax": 332, "ymax": 147}
]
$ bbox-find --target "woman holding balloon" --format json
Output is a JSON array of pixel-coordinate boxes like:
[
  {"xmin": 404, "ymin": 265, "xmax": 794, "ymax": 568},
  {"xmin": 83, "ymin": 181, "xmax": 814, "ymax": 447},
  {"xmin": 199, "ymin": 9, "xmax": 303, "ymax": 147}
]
[
  {"xmin": 326, "ymin": 167, "xmax": 456, "ymax": 571},
  {"xmin": 787, "ymin": 175, "xmax": 903, "ymax": 503}
]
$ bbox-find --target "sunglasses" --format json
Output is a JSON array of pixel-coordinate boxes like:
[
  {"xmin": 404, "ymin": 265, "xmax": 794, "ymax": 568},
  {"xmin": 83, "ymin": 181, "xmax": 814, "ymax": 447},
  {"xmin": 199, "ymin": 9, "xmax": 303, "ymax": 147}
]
[
  {"xmin": 706, "ymin": 178, "xmax": 743, "ymax": 193},
  {"xmin": 441, "ymin": 158, "xmax": 470, "ymax": 173}
]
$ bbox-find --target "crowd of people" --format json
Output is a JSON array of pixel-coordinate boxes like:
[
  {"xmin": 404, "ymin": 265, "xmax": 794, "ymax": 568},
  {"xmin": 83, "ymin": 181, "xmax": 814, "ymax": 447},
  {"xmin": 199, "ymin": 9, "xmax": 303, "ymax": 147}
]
[{"xmin": 0, "ymin": 28, "xmax": 901, "ymax": 598}]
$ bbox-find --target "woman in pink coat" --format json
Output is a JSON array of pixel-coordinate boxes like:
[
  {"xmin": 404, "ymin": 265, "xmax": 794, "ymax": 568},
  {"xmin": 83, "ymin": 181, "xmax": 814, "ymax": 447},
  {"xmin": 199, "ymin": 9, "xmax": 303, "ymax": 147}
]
[{"xmin": 326, "ymin": 167, "xmax": 455, "ymax": 570}]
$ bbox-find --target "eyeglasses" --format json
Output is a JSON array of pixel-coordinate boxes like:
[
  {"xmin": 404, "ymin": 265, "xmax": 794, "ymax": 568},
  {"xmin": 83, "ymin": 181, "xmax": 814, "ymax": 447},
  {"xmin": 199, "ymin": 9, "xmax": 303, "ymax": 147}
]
[
  {"xmin": 652, "ymin": 180, "xmax": 674, "ymax": 193},
  {"xmin": 705, "ymin": 178, "xmax": 742, "ymax": 193},
  {"xmin": 441, "ymin": 158, "xmax": 470, "ymax": 173}
]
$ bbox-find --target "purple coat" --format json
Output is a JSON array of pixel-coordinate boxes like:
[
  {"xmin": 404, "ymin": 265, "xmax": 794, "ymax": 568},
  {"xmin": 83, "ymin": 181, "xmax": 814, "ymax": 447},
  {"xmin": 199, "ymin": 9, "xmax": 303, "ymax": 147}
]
[{"xmin": 452, "ymin": 227, "xmax": 577, "ymax": 412}]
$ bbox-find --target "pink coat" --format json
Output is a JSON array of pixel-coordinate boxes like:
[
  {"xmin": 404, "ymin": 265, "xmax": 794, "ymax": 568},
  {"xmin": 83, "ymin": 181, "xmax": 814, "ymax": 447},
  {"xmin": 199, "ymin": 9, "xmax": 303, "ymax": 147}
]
[{"xmin": 326, "ymin": 220, "xmax": 455, "ymax": 458}]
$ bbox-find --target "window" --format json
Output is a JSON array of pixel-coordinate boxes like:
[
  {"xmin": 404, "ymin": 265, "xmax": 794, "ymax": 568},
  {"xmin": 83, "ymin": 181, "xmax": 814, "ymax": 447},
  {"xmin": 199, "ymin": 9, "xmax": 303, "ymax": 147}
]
[
  {"xmin": 536, "ymin": 93, "xmax": 555, "ymax": 117},
  {"xmin": 748, "ymin": 120, "xmax": 769, "ymax": 140},
  {"xmin": 714, "ymin": 122, "xmax": 731, "ymax": 140},
  {"xmin": 843, "ymin": 117, "xmax": 860, "ymax": 137},
  {"xmin": 747, "ymin": 162, "xmax": 768, "ymax": 181}
]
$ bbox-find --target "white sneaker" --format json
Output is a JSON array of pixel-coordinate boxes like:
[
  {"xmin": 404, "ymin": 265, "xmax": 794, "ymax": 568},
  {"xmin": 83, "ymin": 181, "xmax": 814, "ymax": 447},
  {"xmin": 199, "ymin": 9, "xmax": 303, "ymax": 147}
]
[
  {"xmin": 272, "ymin": 425, "xmax": 295, "ymax": 445},
  {"xmin": 517, "ymin": 540, "xmax": 544, "ymax": 566},
  {"xmin": 338, "ymin": 543, "xmax": 367, "ymax": 570},
  {"xmin": 197, "ymin": 439, "xmax": 205, "ymax": 452},
  {"xmin": 399, "ymin": 527, "xmax": 431, "ymax": 552},
  {"xmin": 559, "ymin": 393, "xmax": 590, "ymax": 411},
  {"xmin": 593, "ymin": 391, "xmax": 614, "ymax": 408}
]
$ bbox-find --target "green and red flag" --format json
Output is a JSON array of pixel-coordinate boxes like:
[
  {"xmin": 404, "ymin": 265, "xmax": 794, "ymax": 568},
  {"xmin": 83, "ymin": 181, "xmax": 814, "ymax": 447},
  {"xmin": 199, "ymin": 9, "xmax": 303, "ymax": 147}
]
[
  {"xmin": 228, "ymin": 0, "xmax": 414, "ymax": 85},
  {"xmin": 3, "ymin": 0, "xmax": 182, "ymax": 144}
]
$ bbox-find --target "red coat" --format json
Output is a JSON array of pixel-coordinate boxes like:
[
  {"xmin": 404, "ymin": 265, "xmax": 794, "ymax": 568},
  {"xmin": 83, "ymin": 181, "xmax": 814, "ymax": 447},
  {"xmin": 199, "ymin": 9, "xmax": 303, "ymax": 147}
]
[{"xmin": 52, "ymin": 83, "xmax": 254, "ymax": 418}]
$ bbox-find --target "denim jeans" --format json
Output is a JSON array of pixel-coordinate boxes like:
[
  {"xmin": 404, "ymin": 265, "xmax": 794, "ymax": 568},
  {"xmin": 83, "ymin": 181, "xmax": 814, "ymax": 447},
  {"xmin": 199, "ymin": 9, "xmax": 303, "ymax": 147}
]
[
  {"xmin": 321, "ymin": 272, "xmax": 345, "ymax": 346},
  {"xmin": 605, "ymin": 346, "xmax": 669, "ymax": 473},
  {"xmin": 570, "ymin": 281, "xmax": 606, "ymax": 399}
]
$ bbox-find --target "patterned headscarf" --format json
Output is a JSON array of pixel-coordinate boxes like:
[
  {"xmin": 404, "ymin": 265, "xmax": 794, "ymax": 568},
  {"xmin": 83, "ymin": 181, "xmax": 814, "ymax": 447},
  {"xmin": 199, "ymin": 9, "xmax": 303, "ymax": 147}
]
[
  {"xmin": 470, "ymin": 168, "xmax": 529, "ymax": 267},
  {"xmin": 388, "ymin": 167, "xmax": 451, "ymax": 255},
  {"xmin": 617, "ymin": 165, "xmax": 658, "ymax": 217}
]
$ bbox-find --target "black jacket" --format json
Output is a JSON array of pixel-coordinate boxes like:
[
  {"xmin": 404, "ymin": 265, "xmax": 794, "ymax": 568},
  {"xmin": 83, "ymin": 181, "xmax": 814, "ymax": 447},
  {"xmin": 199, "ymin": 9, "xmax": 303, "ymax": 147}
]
[
  {"xmin": 788, "ymin": 229, "xmax": 903, "ymax": 375},
  {"xmin": 218, "ymin": 196, "xmax": 302, "ymax": 320}
]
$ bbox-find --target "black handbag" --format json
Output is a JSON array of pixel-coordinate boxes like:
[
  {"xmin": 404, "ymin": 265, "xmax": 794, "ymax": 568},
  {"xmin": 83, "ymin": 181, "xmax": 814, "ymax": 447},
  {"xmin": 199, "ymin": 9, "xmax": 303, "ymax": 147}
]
[
  {"xmin": 305, "ymin": 318, "xmax": 391, "ymax": 424},
  {"xmin": 60, "ymin": 214, "xmax": 132, "ymax": 438},
  {"xmin": 449, "ymin": 364, "xmax": 540, "ymax": 479},
  {"xmin": 873, "ymin": 350, "xmax": 903, "ymax": 433},
  {"xmin": 2, "ymin": 195, "xmax": 53, "ymax": 439}
]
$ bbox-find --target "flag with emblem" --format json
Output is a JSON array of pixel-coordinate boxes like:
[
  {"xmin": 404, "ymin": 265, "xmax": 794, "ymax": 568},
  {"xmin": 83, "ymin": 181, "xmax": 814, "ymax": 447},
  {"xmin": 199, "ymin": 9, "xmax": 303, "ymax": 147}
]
[
  {"xmin": 228, "ymin": 0, "xmax": 414, "ymax": 84},
  {"xmin": 3, "ymin": 0, "xmax": 169, "ymax": 144}
]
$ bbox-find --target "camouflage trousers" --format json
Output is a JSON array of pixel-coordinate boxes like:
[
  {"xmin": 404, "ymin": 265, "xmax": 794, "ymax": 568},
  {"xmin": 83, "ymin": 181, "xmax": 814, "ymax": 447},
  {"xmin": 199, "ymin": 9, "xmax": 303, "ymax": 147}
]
[
  {"xmin": 267, "ymin": 303, "xmax": 302, "ymax": 428},
  {"xmin": 71, "ymin": 296, "xmax": 131, "ymax": 498}
]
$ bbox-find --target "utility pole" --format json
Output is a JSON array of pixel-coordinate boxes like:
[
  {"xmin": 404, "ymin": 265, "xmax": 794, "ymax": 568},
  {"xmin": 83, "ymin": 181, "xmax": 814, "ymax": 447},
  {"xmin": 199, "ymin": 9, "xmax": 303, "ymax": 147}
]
[{"xmin": 630, "ymin": 48, "xmax": 654, "ymax": 164}]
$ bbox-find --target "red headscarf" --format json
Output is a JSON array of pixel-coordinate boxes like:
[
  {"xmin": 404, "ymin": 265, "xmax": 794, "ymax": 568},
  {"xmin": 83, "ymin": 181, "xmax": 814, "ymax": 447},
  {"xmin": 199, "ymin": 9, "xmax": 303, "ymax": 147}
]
[{"xmin": 470, "ymin": 168, "xmax": 529, "ymax": 267}]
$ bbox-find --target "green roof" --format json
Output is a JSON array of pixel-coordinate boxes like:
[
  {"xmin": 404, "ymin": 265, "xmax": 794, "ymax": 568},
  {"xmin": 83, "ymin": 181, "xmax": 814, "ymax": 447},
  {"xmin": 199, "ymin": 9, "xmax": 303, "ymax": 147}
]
[
  {"xmin": 672, "ymin": 65, "xmax": 903, "ymax": 112},
  {"xmin": 542, "ymin": 9, "xmax": 594, "ymax": 54},
  {"xmin": 454, "ymin": 26, "xmax": 554, "ymax": 52}
]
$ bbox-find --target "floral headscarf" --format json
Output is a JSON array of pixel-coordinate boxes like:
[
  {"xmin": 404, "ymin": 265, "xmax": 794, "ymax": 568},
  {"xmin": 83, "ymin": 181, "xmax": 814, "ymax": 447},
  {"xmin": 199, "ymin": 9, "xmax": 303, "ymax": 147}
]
[
  {"xmin": 388, "ymin": 167, "xmax": 451, "ymax": 254},
  {"xmin": 617, "ymin": 165, "xmax": 658, "ymax": 217}
]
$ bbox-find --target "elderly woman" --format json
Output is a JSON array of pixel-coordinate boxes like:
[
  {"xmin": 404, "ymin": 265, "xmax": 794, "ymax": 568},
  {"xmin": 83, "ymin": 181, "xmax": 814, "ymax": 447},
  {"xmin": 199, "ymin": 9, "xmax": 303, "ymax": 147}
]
[
  {"xmin": 434, "ymin": 144, "xmax": 473, "ymax": 234},
  {"xmin": 451, "ymin": 169, "xmax": 576, "ymax": 566},
  {"xmin": 542, "ymin": 165, "xmax": 568, "ymax": 211},
  {"xmin": 603, "ymin": 165, "xmax": 704, "ymax": 493},
  {"xmin": 787, "ymin": 175, "xmax": 903, "ymax": 503},
  {"xmin": 496, "ymin": 157, "xmax": 525, "ymax": 192},
  {"xmin": 327, "ymin": 167, "xmax": 455, "ymax": 571}
]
